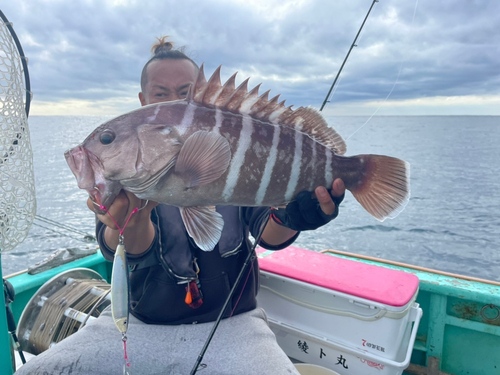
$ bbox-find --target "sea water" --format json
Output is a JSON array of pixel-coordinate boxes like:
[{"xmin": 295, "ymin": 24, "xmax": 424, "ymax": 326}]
[{"xmin": 2, "ymin": 115, "xmax": 499, "ymax": 282}]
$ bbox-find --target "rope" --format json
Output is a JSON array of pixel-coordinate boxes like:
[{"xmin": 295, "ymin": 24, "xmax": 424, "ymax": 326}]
[{"xmin": 29, "ymin": 279, "xmax": 110, "ymax": 354}]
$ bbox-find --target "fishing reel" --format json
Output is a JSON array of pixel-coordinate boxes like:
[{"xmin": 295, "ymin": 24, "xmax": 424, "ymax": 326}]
[{"xmin": 17, "ymin": 268, "xmax": 111, "ymax": 355}]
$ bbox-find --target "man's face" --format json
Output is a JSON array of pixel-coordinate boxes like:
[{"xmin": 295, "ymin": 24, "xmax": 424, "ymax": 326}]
[{"xmin": 139, "ymin": 59, "xmax": 198, "ymax": 106}]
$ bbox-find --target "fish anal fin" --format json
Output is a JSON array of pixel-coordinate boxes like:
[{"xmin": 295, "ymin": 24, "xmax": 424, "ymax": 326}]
[
  {"xmin": 175, "ymin": 130, "xmax": 231, "ymax": 188},
  {"xmin": 180, "ymin": 206, "xmax": 223, "ymax": 251},
  {"xmin": 347, "ymin": 155, "xmax": 410, "ymax": 221}
]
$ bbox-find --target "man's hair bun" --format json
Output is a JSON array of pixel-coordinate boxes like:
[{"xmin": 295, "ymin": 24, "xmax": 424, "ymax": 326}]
[
  {"xmin": 152, "ymin": 36, "xmax": 174, "ymax": 55},
  {"xmin": 140, "ymin": 35, "xmax": 199, "ymax": 91}
]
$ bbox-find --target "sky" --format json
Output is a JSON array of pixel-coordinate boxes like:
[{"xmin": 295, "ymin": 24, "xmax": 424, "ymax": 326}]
[{"xmin": 2, "ymin": 0, "xmax": 500, "ymax": 116}]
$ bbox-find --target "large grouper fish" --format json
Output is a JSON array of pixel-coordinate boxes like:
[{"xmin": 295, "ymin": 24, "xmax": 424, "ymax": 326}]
[{"xmin": 65, "ymin": 65, "xmax": 410, "ymax": 251}]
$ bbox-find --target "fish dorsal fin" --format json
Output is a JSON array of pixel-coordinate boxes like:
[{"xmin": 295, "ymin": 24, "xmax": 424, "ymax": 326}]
[
  {"xmin": 189, "ymin": 66, "xmax": 347, "ymax": 155},
  {"xmin": 189, "ymin": 63, "xmax": 207, "ymax": 102},
  {"xmin": 281, "ymin": 106, "xmax": 346, "ymax": 155}
]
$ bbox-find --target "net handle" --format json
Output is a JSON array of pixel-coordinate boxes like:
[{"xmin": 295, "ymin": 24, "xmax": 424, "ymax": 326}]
[{"xmin": 0, "ymin": 10, "xmax": 31, "ymax": 117}]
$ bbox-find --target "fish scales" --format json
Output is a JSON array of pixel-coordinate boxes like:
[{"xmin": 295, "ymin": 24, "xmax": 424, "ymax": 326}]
[
  {"xmin": 232, "ymin": 117, "xmax": 273, "ymax": 205},
  {"xmin": 65, "ymin": 65, "xmax": 411, "ymax": 251},
  {"xmin": 180, "ymin": 108, "xmax": 334, "ymax": 207}
]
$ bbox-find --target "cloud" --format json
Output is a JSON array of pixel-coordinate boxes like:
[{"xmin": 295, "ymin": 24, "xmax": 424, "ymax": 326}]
[{"xmin": 2, "ymin": 0, "xmax": 499, "ymax": 115}]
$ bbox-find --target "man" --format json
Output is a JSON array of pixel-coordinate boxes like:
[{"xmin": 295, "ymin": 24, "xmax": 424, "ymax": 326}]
[{"xmin": 16, "ymin": 38, "xmax": 345, "ymax": 375}]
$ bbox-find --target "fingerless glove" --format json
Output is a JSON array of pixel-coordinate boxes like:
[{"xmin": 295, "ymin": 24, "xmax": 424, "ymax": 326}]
[{"xmin": 271, "ymin": 191, "xmax": 344, "ymax": 231}]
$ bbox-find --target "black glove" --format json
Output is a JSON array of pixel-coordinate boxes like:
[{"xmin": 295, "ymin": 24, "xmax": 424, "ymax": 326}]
[{"xmin": 271, "ymin": 190, "xmax": 344, "ymax": 231}]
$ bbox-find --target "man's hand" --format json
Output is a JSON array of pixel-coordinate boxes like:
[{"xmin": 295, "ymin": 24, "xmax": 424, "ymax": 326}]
[
  {"xmin": 261, "ymin": 178, "xmax": 346, "ymax": 246},
  {"xmin": 314, "ymin": 178, "xmax": 345, "ymax": 216},
  {"xmin": 87, "ymin": 190, "xmax": 157, "ymax": 230},
  {"xmin": 87, "ymin": 190, "xmax": 158, "ymax": 254}
]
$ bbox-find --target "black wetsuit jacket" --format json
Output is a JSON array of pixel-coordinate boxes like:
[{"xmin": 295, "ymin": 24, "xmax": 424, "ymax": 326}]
[{"xmin": 98, "ymin": 205, "xmax": 298, "ymax": 325}]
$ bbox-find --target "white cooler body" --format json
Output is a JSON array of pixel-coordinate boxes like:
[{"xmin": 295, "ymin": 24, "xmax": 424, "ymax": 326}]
[
  {"xmin": 256, "ymin": 246, "xmax": 422, "ymax": 374},
  {"xmin": 257, "ymin": 270, "xmax": 418, "ymax": 360},
  {"xmin": 268, "ymin": 304, "xmax": 422, "ymax": 375}
]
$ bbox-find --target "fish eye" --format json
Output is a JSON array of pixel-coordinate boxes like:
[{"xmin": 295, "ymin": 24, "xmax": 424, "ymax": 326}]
[{"xmin": 100, "ymin": 130, "xmax": 116, "ymax": 145}]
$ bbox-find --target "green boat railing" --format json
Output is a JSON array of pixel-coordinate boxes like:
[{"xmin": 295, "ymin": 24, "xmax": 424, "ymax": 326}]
[
  {"xmin": 322, "ymin": 249, "xmax": 500, "ymax": 375},
  {"xmin": 2, "ymin": 249, "xmax": 500, "ymax": 375}
]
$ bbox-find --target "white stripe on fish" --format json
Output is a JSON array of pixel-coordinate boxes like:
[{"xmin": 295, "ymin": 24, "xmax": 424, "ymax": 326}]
[
  {"xmin": 213, "ymin": 107, "xmax": 223, "ymax": 136},
  {"xmin": 255, "ymin": 125, "xmax": 280, "ymax": 205},
  {"xmin": 309, "ymin": 140, "xmax": 317, "ymax": 192},
  {"xmin": 146, "ymin": 105, "xmax": 161, "ymax": 123},
  {"xmin": 285, "ymin": 127, "xmax": 303, "ymax": 202},
  {"xmin": 178, "ymin": 102, "xmax": 197, "ymax": 136},
  {"xmin": 325, "ymin": 149, "xmax": 333, "ymax": 188},
  {"xmin": 222, "ymin": 115, "xmax": 254, "ymax": 202}
]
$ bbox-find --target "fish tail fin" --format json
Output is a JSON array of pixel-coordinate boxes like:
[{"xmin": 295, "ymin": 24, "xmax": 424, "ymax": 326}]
[{"xmin": 347, "ymin": 155, "xmax": 410, "ymax": 221}]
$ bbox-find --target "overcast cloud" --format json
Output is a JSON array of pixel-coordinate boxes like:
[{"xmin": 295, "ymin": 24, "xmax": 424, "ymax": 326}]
[{"xmin": 2, "ymin": 0, "xmax": 500, "ymax": 115}]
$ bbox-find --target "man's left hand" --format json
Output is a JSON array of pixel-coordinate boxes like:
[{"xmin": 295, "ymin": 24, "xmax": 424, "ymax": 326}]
[
  {"xmin": 315, "ymin": 178, "xmax": 345, "ymax": 216},
  {"xmin": 271, "ymin": 178, "xmax": 346, "ymax": 232}
]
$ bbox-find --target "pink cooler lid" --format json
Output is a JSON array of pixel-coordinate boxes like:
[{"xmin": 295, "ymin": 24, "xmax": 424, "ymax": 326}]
[{"xmin": 257, "ymin": 246, "xmax": 419, "ymax": 307}]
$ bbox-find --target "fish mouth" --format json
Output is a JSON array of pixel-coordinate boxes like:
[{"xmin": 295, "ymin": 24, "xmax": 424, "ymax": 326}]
[
  {"xmin": 88, "ymin": 186, "xmax": 107, "ymax": 214},
  {"xmin": 65, "ymin": 146, "xmax": 98, "ymax": 189},
  {"xmin": 65, "ymin": 146, "xmax": 116, "ymax": 212}
]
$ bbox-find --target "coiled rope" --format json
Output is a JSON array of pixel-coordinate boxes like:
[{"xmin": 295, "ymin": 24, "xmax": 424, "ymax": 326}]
[{"xmin": 29, "ymin": 279, "xmax": 110, "ymax": 354}]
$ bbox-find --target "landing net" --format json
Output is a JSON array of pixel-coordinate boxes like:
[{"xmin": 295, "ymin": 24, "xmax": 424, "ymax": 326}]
[{"xmin": 0, "ymin": 12, "xmax": 36, "ymax": 253}]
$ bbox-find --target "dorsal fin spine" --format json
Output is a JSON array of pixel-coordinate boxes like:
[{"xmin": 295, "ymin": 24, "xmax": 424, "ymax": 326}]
[
  {"xmin": 238, "ymin": 84, "xmax": 261, "ymax": 114},
  {"xmin": 224, "ymin": 78, "xmax": 249, "ymax": 111},
  {"xmin": 256, "ymin": 94, "xmax": 280, "ymax": 119},
  {"xmin": 201, "ymin": 66, "xmax": 222, "ymax": 105},
  {"xmin": 190, "ymin": 66, "xmax": 347, "ymax": 155},
  {"xmin": 249, "ymin": 90, "xmax": 270, "ymax": 115},
  {"xmin": 191, "ymin": 64, "xmax": 207, "ymax": 102},
  {"xmin": 214, "ymin": 73, "xmax": 237, "ymax": 106},
  {"xmin": 269, "ymin": 100, "xmax": 287, "ymax": 122}
]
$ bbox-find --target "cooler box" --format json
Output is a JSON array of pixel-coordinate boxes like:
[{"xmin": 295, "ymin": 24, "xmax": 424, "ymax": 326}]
[
  {"xmin": 272, "ymin": 304, "xmax": 422, "ymax": 375},
  {"xmin": 256, "ymin": 246, "xmax": 422, "ymax": 373}
]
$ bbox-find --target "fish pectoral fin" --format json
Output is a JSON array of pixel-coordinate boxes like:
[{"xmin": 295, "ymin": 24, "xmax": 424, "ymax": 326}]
[
  {"xmin": 180, "ymin": 206, "xmax": 223, "ymax": 251},
  {"xmin": 175, "ymin": 131, "xmax": 231, "ymax": 188}
]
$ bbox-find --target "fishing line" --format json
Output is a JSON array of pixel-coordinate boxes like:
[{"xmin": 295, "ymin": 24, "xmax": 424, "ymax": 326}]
[
  {"xmin": 31, "ymin": 222, "xmax": 93, "ymax": 243},
  {"xmin": 97, "ymin": 199, "xmax": 149, "ymax": 235},
  {"xmin": 122, "ymin": 335, "xmax": 131, "ymax": 375},
  {"xmin": 327, "ymin": 73, "xmax": 345, "ymax": 105},
  {"xmin": 35, "ymin": 214, "xmax": 95, "ymax": 240},
  {"xmin": 229, "ymin": 261, "xmax": 255, "ymax": 318},
  {"xmin": 346, "ymin": 0, "xmax": 420, "ymax": 141}
]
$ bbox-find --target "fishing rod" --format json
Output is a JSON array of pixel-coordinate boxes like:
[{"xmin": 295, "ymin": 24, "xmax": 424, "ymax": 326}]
[
  {"xmin": 190, "ymin": 215, "xmax": 268, "ymax": 375},
  {"xmin": 319, "ymin": 0, "xmax": 379, "ymax": 112},
  {"xmin": 192, "ymin": 4, "xmax": 381, "ymax": 371}
]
